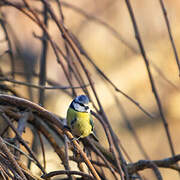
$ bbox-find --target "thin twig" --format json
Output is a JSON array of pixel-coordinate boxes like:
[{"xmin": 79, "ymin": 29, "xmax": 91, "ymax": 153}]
[
  {"xmin": 38, "ymin": 2, "xmax": 48, "ymax": 106},
  {"xmin": 113, "ymin": 94, "xmax": 150, "ymax": 160},
  {"xmin": 0, "ymin": 77, "xmax": 90, "ymax": 90},
  {"xmin": 0, "ymin": 13, "xmax": 15, "ymax": 79},
  {"xmin": 2, "ymin": 0, "xmax": 76, "ymax": 98},
  {"xmin": 0, "ymin": 84, "xmax": 20, "ymax": 96},
  {"xmin": 60, "ymin": 1, "xmax": 138, "ymax": 54},
  {"xmin": 37, "ymin": 131, "xmax": 46, "ymax": 170},
  {"xmin": 68, "ymin": 32, "xmax": 154, "ymax": 119},
  {"xmin": 159, "ymin": 0, "xmax": 180, "ymax": 75},
  {"xmin": 0, "ymin": 94, "xmax": 101, "ymax": 180},
  {"xmin": 0, "ymin": 110, "xmax": 46, "ymax": 174},
  {"xmin": 0, "ymin": 136, "xmax": 27, "ymax": 180},
  {"xmin": 41, "ymin": 2, "xmax": 128, "ymax": 177},
  {"xmin": 0, "ymin": 153, "xmax": 19, "ymax": 179},
  {"xmin": 85, "ymin": 138, "xmax": 119, "ymax": 180},
  {"xmin": 0, "ymin": 163, "xmax": 9, "ymax": 180},
  {"xmin": 3, "ymin": 140, "xmax": 36, "ymax": 163},
  {"xmin": 124, "ymin": 0, "xmax": 176, "ymax": 158}
]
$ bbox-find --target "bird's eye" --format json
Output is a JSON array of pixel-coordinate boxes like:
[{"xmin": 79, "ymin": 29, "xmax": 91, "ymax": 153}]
[
  {"xmin": 77, "ymin": 102, "xmax": 89, "ymax": 111},
  {"xmin": 78, "ymin": 102, "xmax": 85, "ymax": 107},
  {"xmin": 85, "ymin": 106, "xmax": 89, "ymax": 110}
]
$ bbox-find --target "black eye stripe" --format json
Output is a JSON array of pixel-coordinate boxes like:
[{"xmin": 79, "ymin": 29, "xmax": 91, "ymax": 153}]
[
  {"xmin": 78, "ymin": 102, "xmax": 84, "ymax": 106},
  {"xmin": 78, "ymin": 102, "xmax": 89, "ymax": 109}
]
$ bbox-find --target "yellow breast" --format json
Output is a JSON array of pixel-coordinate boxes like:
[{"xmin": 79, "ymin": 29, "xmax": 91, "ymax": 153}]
[{"xmin": 67, "ymin": 108, "xmax": 92, "ymax": 138}]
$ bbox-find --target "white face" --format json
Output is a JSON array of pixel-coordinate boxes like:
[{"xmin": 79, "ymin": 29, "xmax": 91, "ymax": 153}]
[{"xmin": 73, "ymin": 102, "xmax": 90, "ymax": 113}]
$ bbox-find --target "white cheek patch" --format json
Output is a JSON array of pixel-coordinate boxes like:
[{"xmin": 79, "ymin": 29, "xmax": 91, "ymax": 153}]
[{"xmin": 73, "ymin": 102, "xmax": 85, "ymax": 112}]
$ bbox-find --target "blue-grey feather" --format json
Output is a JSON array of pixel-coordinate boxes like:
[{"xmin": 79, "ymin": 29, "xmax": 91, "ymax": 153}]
[
  {"xmin": 75, "ymin": 95, "xmax": 89, "ymax": 104},
  {"xmin": 90, "ymin": 118, "xmax": 94, "ymax": 131}
]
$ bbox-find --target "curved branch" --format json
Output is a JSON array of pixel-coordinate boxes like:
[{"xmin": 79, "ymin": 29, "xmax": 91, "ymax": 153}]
[
  {"xmin": 128, "ymin": 155, "xmax": 180, "ymax": 174},
  {"xmin": 41, "ymin": 170, "xmax": 94, "ymax": 180},
  {"xmin": 0, "ymin": 94, "xmax": 100, "ymax": 180}
]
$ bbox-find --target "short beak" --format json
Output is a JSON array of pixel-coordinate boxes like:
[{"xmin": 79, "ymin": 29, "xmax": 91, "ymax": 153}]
[{"xmin": 85, "ymin": 106, "xmax": 89, "ymax": 110}]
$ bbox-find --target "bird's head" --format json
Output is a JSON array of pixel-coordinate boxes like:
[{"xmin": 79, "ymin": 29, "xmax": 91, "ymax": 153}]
[{"xmin": 71, "ymin": 95, "xmax": 90, "ymax": 113}]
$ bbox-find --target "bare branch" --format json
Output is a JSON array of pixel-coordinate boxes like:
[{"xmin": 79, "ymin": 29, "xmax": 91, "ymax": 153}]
[{"xmin": 124, "ymin": 0, "xmax": 176, "ymax": 158}]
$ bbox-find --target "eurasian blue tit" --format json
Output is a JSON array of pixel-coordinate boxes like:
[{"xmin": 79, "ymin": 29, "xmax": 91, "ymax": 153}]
[{"xmin": 66, "ymin": 95, "xmax": 98, "ymax": 141}]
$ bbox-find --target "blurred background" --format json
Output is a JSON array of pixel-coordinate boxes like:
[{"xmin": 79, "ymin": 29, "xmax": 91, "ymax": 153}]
[{"xmin": 0, "ymin": 0, "xmax": 180, "ymax": 179}]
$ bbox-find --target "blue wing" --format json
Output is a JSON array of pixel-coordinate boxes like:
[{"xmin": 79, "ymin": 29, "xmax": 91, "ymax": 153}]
[{"xmin": 90, "ymin": 118, "xmax": 94, "ymax": 131}]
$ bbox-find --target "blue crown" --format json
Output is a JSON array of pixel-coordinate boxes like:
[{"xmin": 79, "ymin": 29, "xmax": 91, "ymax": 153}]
[{"xmin": 76, "ymin": 95, "xmax": 89, "ymax": 104}]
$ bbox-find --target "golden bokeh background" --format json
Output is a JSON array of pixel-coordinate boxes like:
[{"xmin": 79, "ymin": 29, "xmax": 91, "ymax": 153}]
[{"xmin": 0, "ymin": 0, "xmax": 180, "ymax": 179}]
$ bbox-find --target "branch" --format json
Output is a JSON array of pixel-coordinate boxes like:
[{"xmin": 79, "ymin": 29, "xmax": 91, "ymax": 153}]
[
  {"xmin": 128, "ymin": 155, "xmax": 180, "ymax": 174},
  {"xmin": 0, "ymin": 77, "xmax": 90, "ymax": 90},
  {"xmin": 124, "ymin": 0, "xmax": 176, "ymax": 158},
  {"xmin": 0, "ymin": 94, "xmax": 101, "ymax": 180},
  {"xmin": 0, "ymin": 137, "xmax": 27, "ymax": 180},
  {"xmin": 159, "ymin": 0, "xmax": 180, "ymax": 75},
  {"xmin": 41, "ymin": 170, "xmax": 94, "ymax": 180}
]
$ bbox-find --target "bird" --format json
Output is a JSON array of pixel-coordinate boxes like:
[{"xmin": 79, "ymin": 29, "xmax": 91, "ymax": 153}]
[{"xmin": 66, "ymin": 95, "xmax": 98, "ymax": 141}]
